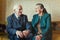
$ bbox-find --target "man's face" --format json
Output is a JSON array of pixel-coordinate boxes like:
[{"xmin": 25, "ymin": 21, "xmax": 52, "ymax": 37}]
[{"xmin": 16, "ymin": 5, "xmax": 23, "ymax": 16}]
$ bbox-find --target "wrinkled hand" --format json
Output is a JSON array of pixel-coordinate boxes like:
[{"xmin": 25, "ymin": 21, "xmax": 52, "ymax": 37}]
[
  {"xmin": 16, "ymin": 31, "xmax": 24, "ymax": 38},
  {"xmin": 35, "ymin": 35, "xmax": 42, "ymax": 40},
  {"xmin": 23, "ymin": 30, "xmax": 30, "ymax": 37}
]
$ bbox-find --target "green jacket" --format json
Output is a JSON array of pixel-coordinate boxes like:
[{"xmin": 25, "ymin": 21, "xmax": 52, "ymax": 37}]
[{"xmin": 32, "ymin": 13, "xmax": 52, "ymax": 40}]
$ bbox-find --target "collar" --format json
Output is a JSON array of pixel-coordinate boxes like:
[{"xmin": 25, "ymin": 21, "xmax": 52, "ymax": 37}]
[{"xmin": 14, "ymin": 13, "xmax": 19, "ymax": 19}]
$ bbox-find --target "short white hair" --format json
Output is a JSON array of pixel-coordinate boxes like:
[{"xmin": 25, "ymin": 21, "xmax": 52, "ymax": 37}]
[
  {"xmin": 13, "ymin": 4, "xmax": 22, "ymax": 11},
  {"xmin": 13, "ymin": 4, "xmax": 18, "ymax": 11}
]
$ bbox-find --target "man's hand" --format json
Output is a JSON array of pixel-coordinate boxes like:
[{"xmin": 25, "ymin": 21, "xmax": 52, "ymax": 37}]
[
  {"xmin": 23, "ymin": 30, "xmax": 30, "ymax": 37},
  {"xmin": 16, "ymin": 31, "xmax": 24, "ymax": 38},
  {"xmin": 35, "ymin": 35, "xmax": 42, "ymax": 40}
]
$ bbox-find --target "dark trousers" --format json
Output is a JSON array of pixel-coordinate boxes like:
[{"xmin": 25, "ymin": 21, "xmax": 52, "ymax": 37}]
[{"xmin": 9, "ymin": 33, "xmax": 33, "ymax": 40}]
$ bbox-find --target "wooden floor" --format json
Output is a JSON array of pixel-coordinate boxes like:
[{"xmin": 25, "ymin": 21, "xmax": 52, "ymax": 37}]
[{"xmin": 0, "ymin": 30, "xmax": 60, "ymax": 40}]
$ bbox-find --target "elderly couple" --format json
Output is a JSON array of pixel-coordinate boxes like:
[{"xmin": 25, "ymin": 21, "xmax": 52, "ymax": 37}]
[{"xmin": 6, "ymin": 3, "xmax": 52, "ymax": 40}]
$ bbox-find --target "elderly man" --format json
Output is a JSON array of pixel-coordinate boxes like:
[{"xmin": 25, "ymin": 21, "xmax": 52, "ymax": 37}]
[{"xmin": 6, "ymin": 4, "xmax": 32, "ymax": 40}]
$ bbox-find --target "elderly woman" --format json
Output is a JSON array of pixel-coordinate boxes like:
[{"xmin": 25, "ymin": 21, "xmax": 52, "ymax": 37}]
[
  {"xmin": 6, "ymin": 4, "xmax": 32, "ymax": 40},
  {"xmin": 32, "ymin": 3, "xmax": 52, "ymax": 40}
]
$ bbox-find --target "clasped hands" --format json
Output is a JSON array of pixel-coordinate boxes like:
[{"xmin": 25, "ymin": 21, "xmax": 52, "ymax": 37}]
[
  {"xmin": 35, "ymin": 35, "xmax": 42, "ymax": 40},
  {"xmin": 35, "ymin": 32, "xmax": 42, "ymax": 40},
  {"xmin": 16, "ymin": 30, "xmax": 30, "ymax": 38}
]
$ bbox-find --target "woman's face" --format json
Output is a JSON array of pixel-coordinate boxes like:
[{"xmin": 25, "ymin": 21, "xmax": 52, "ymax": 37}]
[{"xmin": 35, "ymin": 5, "xmax": 43, "ymax": 14}]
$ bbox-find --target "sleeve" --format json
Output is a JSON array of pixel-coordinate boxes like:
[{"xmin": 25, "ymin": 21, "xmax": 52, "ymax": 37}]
[
  {"xmin": 32, "ymin": 15, "xmax": 36, "ymax": 27},
  {"xmin": 43, "ymin": 14, "xmax": 51, "ymax": 35},
  {"xmin": 31, "ymin": 15, "xmax": 38, "ymax": 34},
  {"xmin": 6, "ymin": 17, "xmax": 17, "ymax": 35},
  {"xmin": 25, "ymin": 16, "xmax": 31, "ymax": 30}
]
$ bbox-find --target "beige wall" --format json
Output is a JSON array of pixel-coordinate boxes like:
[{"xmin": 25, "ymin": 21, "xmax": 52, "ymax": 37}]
[{"xmin": 6, "ymin": 0, "xmax": 60, "ymax": 22}]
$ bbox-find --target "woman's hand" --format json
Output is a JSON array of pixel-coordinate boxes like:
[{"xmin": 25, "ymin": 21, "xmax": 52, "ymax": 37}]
[{"xmin": 35, "ymin": 35, "xmax": 42, "ymax": 40}]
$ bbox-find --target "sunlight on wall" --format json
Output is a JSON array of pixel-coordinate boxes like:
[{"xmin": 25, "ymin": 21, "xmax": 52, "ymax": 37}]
[{"xmin": 6, "ymin": 0, "xmax": 60, "ymax": 21}]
